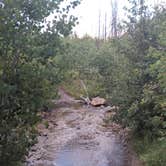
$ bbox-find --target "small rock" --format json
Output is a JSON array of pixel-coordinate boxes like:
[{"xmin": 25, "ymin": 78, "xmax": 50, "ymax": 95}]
[
  {"xmin": 91, "ymin": 97, "xmax": 106, "ymax": 106},
  {"xmin": 77, "ymin": 126, "xmax": 81, "ymax": 130},
  {"xmin": 102, "ymin": 106, "xmax": 112, "ymax": 112},
  {"xmin": 88, "ymin": 122, "xmax": 92, "ymax": 125},
  {"xmin": 31, "ymin": 147, "xmax": 37, "ymax": 152},
  {"xmin": 43, "ymin": 133, "xmax": 48, "ymax": 137},
  {"xmin": 42, "ymin": 129, "xmax": 49, "ymax": 136},
  {"xmin": 103, "ymin": 106, "xmax": 119, "ymax": 112}
]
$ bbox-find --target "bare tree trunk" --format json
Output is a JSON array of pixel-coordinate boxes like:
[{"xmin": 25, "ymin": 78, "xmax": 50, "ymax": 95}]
[
  {"xmin": 98, "ymin": 10, "xmax": 101, "ymax": 39},
  {"xmin": 80, "ymin": 80, "xmax": 91, "ymax": 105},
  {"xmin": 104, "ymin": 12, "xmax": 107, "ymax": 41},
  {"xmin": 111, "ymin": 0, "xmax": 118, "ymax": 38},
  {"xmin": 102, "ymin": 23, "xmax": 105, "ymax": 40}
]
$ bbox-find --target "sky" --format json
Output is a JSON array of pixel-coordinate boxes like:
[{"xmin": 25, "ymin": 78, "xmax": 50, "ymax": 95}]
[
  {"xmin": 70, "ymin": 0, "xmax": 165, "ymax": 37},
  {"xmin": 72, "ymin": 0, "xmax": 128, "ymax": 37}
]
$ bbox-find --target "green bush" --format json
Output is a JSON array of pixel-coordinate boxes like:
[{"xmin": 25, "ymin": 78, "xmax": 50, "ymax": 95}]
[
  {"xmin": 0, "ymin": 0, "xmax": 80, "ymax": 164},
  {"xmin": 133, "ymin": 137, "xmax": 166, "ymax": 166}
]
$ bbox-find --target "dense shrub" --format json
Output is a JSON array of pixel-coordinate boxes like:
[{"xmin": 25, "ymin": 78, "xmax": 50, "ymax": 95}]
[{"xmin": 0, "ymin": 0, "xmax": 80, "ymax": 164}]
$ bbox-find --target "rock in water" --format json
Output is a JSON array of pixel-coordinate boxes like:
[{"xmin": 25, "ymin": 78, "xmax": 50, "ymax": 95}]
[{"xmin": 91, "ymin": 97, "xmax": 106, "ymax": 106}]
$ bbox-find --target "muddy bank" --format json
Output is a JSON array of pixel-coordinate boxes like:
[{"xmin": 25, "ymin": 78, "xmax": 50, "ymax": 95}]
[{"xmin": 26, "ymin": 91, "xmax": 141, "ymax": 166}]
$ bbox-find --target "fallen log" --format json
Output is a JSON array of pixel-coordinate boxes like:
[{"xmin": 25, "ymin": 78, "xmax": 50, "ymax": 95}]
[{"xmin": 80, "ymin": 95, "xmax": 91, "ymax": 105}]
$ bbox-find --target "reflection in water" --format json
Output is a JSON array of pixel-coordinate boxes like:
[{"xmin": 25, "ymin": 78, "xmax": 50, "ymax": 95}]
[{"xmin": 54, "ymin": 137, "xmax": 125, "ymax": 166}]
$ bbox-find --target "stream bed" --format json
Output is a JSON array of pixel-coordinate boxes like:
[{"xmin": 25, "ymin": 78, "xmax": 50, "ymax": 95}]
[
  {"xmin": 26, "ymin": 90, "xmax": 141, "ymax": 166},
  {"xmin": 54, "ymin": 135, "xmax": 126, "ymax": 166}
]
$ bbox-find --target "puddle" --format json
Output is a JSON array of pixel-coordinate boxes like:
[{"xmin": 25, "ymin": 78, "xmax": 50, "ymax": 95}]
[{"xmin": 54, "ymin": 136, "xmax": 126, "ymax": 166}]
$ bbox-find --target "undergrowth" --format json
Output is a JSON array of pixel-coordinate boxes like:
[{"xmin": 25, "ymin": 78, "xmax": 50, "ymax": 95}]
[{"xmin": 133, "ymin": 137, "xmax": 166, "ymax": 166}]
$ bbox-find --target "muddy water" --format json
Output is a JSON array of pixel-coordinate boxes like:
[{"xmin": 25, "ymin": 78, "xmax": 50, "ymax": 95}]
[{"xmin": 54, "ymin": 135, "xmax": 126, "ymax": 166}]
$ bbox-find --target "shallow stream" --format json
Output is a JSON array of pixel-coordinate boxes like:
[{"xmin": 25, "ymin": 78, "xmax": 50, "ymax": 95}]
[
  {"xmin": 54, "ymin": 135, "xmax": 126, "ymax": 166},
  {"xmin": 26, "ymin": 89, "xmax": 140, "ymax": 166}
]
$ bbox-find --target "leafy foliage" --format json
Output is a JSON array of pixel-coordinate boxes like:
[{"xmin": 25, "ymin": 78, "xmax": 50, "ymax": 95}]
[
  {"xmin": 0, "ymin": 0, "xmax": 80, "ymax": 165},
  {"xmin": 126, "ymin": 4, "xmax": 166, "ymax": 139},
  {"xmin": 133, "ymin": 137, "xmax": 166, "ymax": 166}
]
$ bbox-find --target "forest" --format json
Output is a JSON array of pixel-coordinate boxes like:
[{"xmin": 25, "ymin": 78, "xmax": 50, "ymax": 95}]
[{"xmin": 0, "ymin": 0, "xmax": 166, "ymax": 166}]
